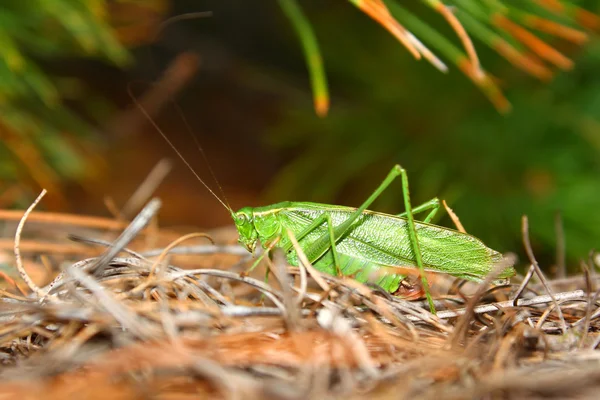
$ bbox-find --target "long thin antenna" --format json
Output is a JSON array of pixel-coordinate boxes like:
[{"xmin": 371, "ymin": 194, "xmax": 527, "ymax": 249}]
[
  {"xmin": 145, "ymin": 10, "xmax": 231, "ymax": 211},
  {"xmin": 127, "ymin": 85, "xmax": 233, "ymax": 214},
  {"xmin": 170, "ymin": 100, "xmax": 232, "ymax": 210}
]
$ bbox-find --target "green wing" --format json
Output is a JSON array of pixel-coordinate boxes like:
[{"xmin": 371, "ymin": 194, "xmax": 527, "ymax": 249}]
[{"xmin": 276, "ymin": 203, "xmax": 513, "ymax": 285}]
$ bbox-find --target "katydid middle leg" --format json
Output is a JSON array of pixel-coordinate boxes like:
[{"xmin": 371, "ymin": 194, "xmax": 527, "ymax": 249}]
[
  {"xmin": 403, "ymin": 198, "xmax": 468, "ymax": 232},
  {"xmin": 397, "ymin": 198, "xmax": 440, "ymax": 223},
  {"xmin": 403, "ymin": 198, "xmax": 469, "ymax": 233}
]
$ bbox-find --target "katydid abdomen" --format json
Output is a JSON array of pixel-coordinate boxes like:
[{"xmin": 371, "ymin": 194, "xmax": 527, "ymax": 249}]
[{"xmin": 236, "ymin": 201, "xmax": 514, "ymax": 293}]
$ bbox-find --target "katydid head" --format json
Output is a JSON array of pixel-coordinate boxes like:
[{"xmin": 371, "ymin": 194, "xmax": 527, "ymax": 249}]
[{"xmin": 233, "ymin": 207, "xmax": 258, "ymax": 253}]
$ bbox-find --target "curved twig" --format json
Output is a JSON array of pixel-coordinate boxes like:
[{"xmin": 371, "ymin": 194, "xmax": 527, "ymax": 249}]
[{"xmin": 14, "ymin": 189, "xmax": 47, "ymax": 298}]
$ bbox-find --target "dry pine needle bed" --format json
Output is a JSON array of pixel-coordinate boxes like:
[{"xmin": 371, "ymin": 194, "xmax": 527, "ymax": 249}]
[{"xmin": 0, "ymin": 193, "xmax": 599, "ymax": 400}]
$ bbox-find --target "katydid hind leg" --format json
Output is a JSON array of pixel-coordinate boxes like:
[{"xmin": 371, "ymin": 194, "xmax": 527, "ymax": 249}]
[
  {"xmin": 285, "ymin": 166, "xmax": 403, "ymax": 268},
  {"xmin": 397, "ymin": 197, "xmax": 441, "ymax": 223},
  {"xmin": 397, "ymin": 166, "xmax": 436, "ymax": 314},
  {"xmin": 304, "ymin": 164, "xmax": 436, "ymax": 309}
]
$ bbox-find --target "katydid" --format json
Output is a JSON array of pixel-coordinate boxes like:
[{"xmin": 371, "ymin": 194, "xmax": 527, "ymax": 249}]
[
  {"xmin": 234, "ymin": 166, "xmax": 515, "ymax": 313},
  {"xmin": 141, "ymin": 109, "xmax": 515, "ymax": 314}
]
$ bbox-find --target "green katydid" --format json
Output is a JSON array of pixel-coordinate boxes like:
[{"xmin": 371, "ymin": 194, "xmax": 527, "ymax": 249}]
[
  {"xmin": 141, "ymin": 109, "xmax": 515, "ymax": 314},
  {"xmin": 233, "ymin": 165, "xmax": 515, "ymax": 314}
]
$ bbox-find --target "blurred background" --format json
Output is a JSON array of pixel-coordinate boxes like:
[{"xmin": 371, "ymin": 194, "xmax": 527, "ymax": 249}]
[{"xmin": 1, "ymin": 0, "xmax": 599, "ymax": 271}]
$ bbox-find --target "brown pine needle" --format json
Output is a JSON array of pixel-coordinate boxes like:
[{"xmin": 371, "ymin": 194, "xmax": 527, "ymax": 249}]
[
  {"xmin": 533, "ymin": 0, "xmax": 565, "ymax": 14},
  {"xmin": 534, "ymin": 0, "xmax": 600, "ymax": 32},
  {"xmin": 0, "ymin": 270, "xmax": 20, "ymax": 293},
  {"xmin": 493, "ymin": 39, "xmax": 554, "ymax": 81},
  {"xmin": 575, "ymin": 8, "xmax": 600, "ymax": 32},
  {"xmin": 149, "ymin": 232, "xmax": 214, "ymax": 277},
  {"xmin": 435, "ymin": 1, "xmax": 482, "ymax": 80},
  {"xmin": 0, "ymin": 239, "xmax": 103, "ymax": 256},
  {"xmin": 524, "ymin": 15, "xmax": 588, "ymax": 44},
  {"xmin": 0, "ymin": 209, "xmax": 132, "ymax": 230},
  {"xmin": 315, "ymin": 96, "xmax": 329, "ymax": 118},
  {"xmin": 357, "ymin": 0, "xmax": 422, "ymax": 60},
  {"xmin": 2, "ymin": 198, "xmax": 600, "ymax": 398},
  {"xmin": 493, "ymin": 14, "xmax": 574, "ymax": 70}
]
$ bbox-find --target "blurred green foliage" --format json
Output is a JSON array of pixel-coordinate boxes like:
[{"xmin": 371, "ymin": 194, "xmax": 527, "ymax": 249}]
[
  {"xmin": 0, "ymin": 0, "xmax": 133, "ymax": 205},
  {"xmin": 280, "ymin": 0, "xmax": 600, "ymax": 115},
  {"xmin": 266, "ymin": 1, "xmax": 600, "ymax": 267}
]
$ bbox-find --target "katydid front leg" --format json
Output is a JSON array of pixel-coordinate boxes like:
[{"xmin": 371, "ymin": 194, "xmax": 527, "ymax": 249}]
[{"xmin": 246, "ymin": 237, "xmax": 281, "ymax": 274}]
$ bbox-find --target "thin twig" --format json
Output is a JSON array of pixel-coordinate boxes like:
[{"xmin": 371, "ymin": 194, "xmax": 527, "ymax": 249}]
[
  {"xmin": 512, "ymin": 264, "xmax": 536, "ymax": 306},
  {"xmin": 89, "ymin": 198, "xmax": 162, "ymax": 275},
  {"xmin": 286, "ymin": 229, "xmax": 332, "ymax": 293},
  {"xmin": 68, "ymin": 234, "xmax": 146, "ymax": 259},
  {"xmin": 141, "ymin": 244, "xmax": 249, "ymax": 257},
  {"xmin": 294, "ymin": 263, "xmax": 308, "ymax": 308},
  {"xmin": 121, "ymin": 159, "xmax": 172, "ymax": 218},
  {"xmin": 267, "ymin": 249, "xmax": 299, "ymax": 330},
  {"xmin": 433, "ymin": 290, "xmax": 585, "ymax": 321},
  {"xmin": 148, "ymin": 232, "xmax": 214, "ymax": 277},
  {"xmin": 67, "ymin": 266, "xmax": 156, "ymax": 340},
  {"xmin": 449, "ymin": 259, "xmax": 517, "ymax": 348},
  {"xmin": 14, "ymin": 189, "xmax": 47, "ymax": 298},
  {"xmin": 522, "ymin": 215, "xmax": 567, "ymax": 334},
  {"xmin": 0, "ymin": 210, "xmax": 132, "ymax": 230},
  {"xmin": 167, "ymin": 269, "xmax": 286, "ymax": 312}
]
